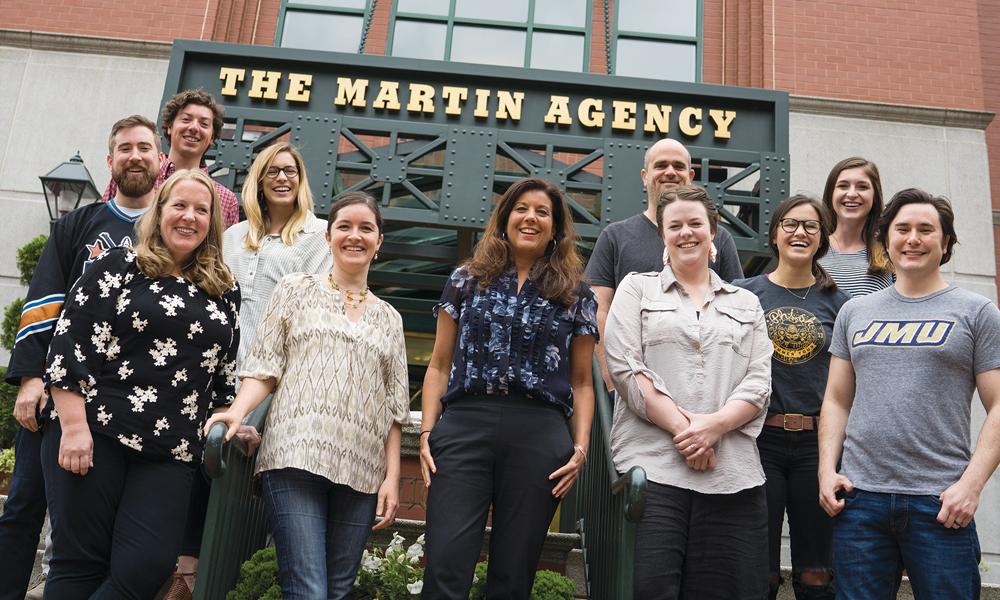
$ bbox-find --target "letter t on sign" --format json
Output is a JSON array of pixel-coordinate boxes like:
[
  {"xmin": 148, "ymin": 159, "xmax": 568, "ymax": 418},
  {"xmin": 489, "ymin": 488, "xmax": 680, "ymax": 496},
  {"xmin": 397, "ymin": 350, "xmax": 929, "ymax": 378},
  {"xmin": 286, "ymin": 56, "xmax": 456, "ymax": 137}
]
[{"xmin": 219, "ymin": 67, "xmax": 245, "ymax": 97}]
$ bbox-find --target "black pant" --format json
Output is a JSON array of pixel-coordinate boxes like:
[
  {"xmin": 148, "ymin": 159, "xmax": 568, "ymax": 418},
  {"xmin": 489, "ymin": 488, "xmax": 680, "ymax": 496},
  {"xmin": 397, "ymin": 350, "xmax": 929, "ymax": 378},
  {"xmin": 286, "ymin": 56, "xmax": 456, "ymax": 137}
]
[
  {"xmin": 633, "ymin": 481, "xmax": 769, "ymax": 600},
  {"xmin": 757, "ymin": 427, "xmax": 834, "ymax": 600},
  {"xmin": 422, "ymin": 396, "xmax": 573, "ymax": 600},
  {"xmin": 40, "ymin": 420, "xmax": 195, "ymax": 600},
  {"xmin": 0, "ymin": 426, "xmax": 47, "ymax": 600},
  {"xmin": 179, "ymin": 467, "xmax": 211, "ymax": 557}
]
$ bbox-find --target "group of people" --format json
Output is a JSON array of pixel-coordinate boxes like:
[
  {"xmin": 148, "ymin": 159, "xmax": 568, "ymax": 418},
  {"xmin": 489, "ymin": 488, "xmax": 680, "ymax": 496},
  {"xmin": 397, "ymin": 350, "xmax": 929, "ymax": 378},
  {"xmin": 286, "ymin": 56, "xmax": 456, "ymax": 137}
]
[
  {"xmin": 0, "ymin": 89, "xmax": 995, "ymax": 600},
  {"xmin": 589, "ymin": 140, "xmax": 1000, "ymax": 600}
]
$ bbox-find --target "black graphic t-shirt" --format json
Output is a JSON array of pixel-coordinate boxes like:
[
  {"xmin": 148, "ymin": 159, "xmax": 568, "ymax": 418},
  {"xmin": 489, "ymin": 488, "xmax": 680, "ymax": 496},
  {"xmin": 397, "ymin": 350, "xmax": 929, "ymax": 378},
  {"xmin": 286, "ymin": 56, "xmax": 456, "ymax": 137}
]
[{"xmin": 733, "ymin": 274, "xmax": 849, "ymax": 416}]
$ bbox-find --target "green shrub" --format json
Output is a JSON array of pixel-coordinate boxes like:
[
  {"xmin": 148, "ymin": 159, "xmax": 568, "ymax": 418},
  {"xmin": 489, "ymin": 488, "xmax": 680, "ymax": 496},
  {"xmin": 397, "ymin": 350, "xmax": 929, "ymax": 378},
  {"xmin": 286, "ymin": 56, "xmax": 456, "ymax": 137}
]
[
  {"xmin": 0, "ymin": 447, "xmax": 14, "ymax": 489},
  {"xmin": 226, "ymin": 546, "xmax": 281, "ymax": 600},
  {"xmin": 469, "ymin": 562, "xmax": 575, "ymax": 600},
  {"xmin": 1, "ymin": 298, "xmax": 24, "ymax": 353},
  {"xmin": 16, "ymin": 235, "xmax": 47, "ymax": 286},
  {"xmin": 0, "ymin": 368, "xmax": 17, "ymax": 449}
]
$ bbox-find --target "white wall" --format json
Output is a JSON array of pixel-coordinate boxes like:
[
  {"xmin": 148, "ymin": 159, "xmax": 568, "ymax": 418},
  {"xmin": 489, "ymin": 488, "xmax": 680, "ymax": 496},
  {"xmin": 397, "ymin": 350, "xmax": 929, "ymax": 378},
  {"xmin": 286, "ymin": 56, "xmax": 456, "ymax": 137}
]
[{"xmin": 0, "ymin": 43, "xmax": 168, "ymax": 365}]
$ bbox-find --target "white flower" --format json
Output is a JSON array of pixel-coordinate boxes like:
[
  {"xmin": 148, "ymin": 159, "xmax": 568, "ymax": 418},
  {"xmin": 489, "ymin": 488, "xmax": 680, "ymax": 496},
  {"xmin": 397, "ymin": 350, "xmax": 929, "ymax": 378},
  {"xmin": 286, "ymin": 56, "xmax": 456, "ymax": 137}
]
[
  {"xmin": 407, "ymin": 581, "xmax": 423, "ymax": 595},
  {"xmin": 127, "ymin": 386, "xmax": 158, "ymax": 413},
  {"xmin": 181, "ymin": 390, "xmax": 200, "ymax": 421},
  {"xmin": 97, "ymin": 271, "xmax": 123, "ymax": 298},
  {"xmin": 200, "ymin": 344, "xmax": 222, "ymax": 373},
  {"xmin": 172, "ymin": 368, "xmax": 188, "ymax": 388},
  {"xmin": 160, "ymin": 294, "xmax": 185, "ymax": 316},
  {"xmin": 406, "ymin": 542, "xmax": 423, "ymax": 561},
  {"xmin": 131, "ymin": 311, "xmax": 148, "ymax": 332},
  {"xmin": 74, "ymin": 289, "xmax": 89, "ymax": 306},
  {"xmin": 118, "ymin": 433, "xmax": 143, "ymax": 451},
  {"xmin": 149, "ymin": 338, "xmax": 178, "ymax": 366},
  {"xmin": 74, "ymin": 343, "xmax": 86, "ymax": 363},
  {"xmin": 118, "ymin": 361, "xmax": 133, "ymax": 380},
  {"xmin": 154, "ymin": 417, "xmax": 170, "ymax": 436},
  {"xmin": 96, "ymin": 405, "xmax": 112, "ymax": 426},
  {"xmin": 187, "ymin": 321, "xmax": 203, "ymax": 340},
  {"xmin": 54, "ymin": 316, "xmax": 71, "ymax": 335},
  {"xmin": 206, "ymin": 300, "xmax": 228, "ymax": 324},
  {"xmin": 115, "ymin": 293, "xmax": 131, "ymax": 315},
  {"xmin": 362, "ymin": 552, "xmax": 382, "ymax": 572},
  {"xmin": 416, "ymin": 534, "xmax": 425, "ymax": 545},
  {"xmin": 388, "ymin": 532, "xmax": 405, "ymax": 553},
  {"xmin": 171, "ymin": 439, "xmax": 193, "ymax": 462},
  {"xmin": 47, "ymin": 354, "xmax": 67, "ymax": 382}
]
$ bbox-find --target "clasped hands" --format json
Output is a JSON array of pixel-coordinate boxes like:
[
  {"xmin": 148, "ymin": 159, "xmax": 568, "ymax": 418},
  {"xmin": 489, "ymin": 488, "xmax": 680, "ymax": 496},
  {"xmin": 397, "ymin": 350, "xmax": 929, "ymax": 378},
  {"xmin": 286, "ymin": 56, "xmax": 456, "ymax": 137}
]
[{"xmin": 673, "ymin": 407, "xmax": 723, "ymax": 471}]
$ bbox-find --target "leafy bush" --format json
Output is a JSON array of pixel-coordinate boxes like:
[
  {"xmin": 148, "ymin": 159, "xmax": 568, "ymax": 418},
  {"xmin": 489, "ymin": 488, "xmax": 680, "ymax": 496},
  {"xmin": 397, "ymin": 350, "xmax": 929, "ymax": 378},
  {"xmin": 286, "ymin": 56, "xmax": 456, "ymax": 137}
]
[
  {"xmin": 0, "ymin": 368, "xmax": 17, "ymax": 449},
  {"xmin": 2, "ymin": 298, "xmax": 24, "ymax": 352},
  {"xmin": 16, "ymin": 235, "xmax": 47, "ymax": 286},
  {"xmin": 226, "ymin": 546, "xmax": 282, "ymax": 600},
  {"xmin": 468, "ymin": 562, "xmax": 575, "ymax": 600},
  {"xmin": 0, "ymin": 447, "xmax": 14, "ymax": 490}
]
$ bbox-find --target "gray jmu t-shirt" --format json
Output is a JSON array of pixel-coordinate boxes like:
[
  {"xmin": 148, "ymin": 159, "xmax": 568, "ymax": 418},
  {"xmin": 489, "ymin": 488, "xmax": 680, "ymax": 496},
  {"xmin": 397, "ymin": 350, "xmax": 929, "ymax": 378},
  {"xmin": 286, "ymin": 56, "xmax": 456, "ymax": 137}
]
[{"xmin": 830, "ymin": 285, "xmax": 1000, "ymax": 496}]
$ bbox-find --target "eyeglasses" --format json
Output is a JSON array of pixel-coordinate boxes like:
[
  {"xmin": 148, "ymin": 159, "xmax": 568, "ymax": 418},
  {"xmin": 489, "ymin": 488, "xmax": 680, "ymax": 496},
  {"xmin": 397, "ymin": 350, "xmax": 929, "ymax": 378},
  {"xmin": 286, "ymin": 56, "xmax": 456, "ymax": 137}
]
[
  {"xmin": 778, "ymin": 218, "xmax": 821, "ymax": 235},
  {"xmin": 264, "ymin": 166, "xmax": 299, "ymax": 179}
]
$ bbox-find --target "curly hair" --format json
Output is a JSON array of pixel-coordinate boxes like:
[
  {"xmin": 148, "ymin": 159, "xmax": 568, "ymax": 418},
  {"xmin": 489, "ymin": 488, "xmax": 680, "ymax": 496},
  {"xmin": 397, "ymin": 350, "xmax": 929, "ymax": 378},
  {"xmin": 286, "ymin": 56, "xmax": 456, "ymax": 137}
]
[
  {"xmin": 241, "ymin": 143, "xmax": 315, "ymax": 252},
  {"xmin": 821, "ymin": 157, "xmax": 892, "ymax": 275},
  {"xmin": 134, "ymin": 170, "xmax": 234, "ymax": 296},
  {"xmin": 769, "ymin": 194, "xmax": 837, "ymax": 290},
  {"xmin": 160, "ymin": 89, "xmax": 225, "ymax": 144},
  {"xmin": 464, "ymin": 178, "xmax": 584, "ymax": 305}
]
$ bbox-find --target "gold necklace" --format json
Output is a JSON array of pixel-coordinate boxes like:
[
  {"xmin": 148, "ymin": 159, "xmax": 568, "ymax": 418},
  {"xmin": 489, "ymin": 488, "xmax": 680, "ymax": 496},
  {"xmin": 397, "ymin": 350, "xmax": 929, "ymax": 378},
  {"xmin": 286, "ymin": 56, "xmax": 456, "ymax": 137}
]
[{"xmin": 327, "ymin": 273, "xmax": 369, "ymax": 309}]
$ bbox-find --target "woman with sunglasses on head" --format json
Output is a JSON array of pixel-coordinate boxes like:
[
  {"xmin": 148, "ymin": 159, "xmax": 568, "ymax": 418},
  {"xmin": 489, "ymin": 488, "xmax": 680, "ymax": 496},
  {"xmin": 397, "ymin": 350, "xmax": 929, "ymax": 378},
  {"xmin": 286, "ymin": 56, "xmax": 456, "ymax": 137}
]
[
  {"xmin": 733, "ymin": 195, "xmax": 849, "ymax": 600},
  {"xmin": 205, "ymin": 191, "xmax": 409, "ymax": 600},
  {"xmin": 162, "ymin": 143, "xmax": 331, "ymax": 600},
  {"xmin": 419, "ymin": 178, "xmax": 597, "ymax": 599},
  {"xmin": 818, "ymin": 157, "xmax": 893, "ymax": 297}
]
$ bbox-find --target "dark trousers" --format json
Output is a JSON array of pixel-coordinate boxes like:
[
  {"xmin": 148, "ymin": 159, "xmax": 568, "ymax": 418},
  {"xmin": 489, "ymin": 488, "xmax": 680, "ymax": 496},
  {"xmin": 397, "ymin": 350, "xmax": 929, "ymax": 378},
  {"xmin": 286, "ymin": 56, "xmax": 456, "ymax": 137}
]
[
  {"xmin": 633, "ymin": 481, "xmax": 769, "ymax": 600},
  {"xmin": 0, "ymin": 426, "xmax": 47, "ymax": 600},
  {"xmin": 422, "ymin": 397, "xmax": 574, "ymax": 600},
  {"xmin": 40, "ymin": 421, "xmax": 195, "ymax": 600},
  {"xmin": 178, "ymin": 468, "xmax": 211, "ymax": 557},
  {"xmin": 757, "ymin": 427, "xmax": 834, "ymax": 600}
]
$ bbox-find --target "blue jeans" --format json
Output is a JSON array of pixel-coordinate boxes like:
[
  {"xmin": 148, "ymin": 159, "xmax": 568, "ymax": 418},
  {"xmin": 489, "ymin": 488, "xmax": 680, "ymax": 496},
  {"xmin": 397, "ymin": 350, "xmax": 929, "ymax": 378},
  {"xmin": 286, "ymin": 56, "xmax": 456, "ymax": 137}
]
[
  {"xmin": 262, "ymin": 468, "xmax": 377, "ymax": 600},
  {"xmin": 0, "ymin": 427, "xmax": 47, "ymax": 600},
  {"xmin": 834, "ymin": 488, "xmax": 981, "ymax": 600}
]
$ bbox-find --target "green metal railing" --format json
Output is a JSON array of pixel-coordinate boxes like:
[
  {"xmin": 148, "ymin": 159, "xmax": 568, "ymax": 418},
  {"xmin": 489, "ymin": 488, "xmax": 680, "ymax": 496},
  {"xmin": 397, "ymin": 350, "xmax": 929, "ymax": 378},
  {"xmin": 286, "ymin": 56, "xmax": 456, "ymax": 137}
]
[
  {"xmin": 194, "ymin": 397, "xmax": 273, "ymax": 600},
  {"xmin": 566, "ymin": 360, "xmax": 647, "ymax": 600}
]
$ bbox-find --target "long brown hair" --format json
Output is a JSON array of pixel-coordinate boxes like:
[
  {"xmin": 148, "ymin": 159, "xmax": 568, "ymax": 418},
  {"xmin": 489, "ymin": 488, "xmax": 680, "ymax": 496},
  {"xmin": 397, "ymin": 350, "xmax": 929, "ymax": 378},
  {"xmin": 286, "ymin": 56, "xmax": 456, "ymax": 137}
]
[
  {"xmin": 134, "ymin": 170, "xmax": 234, "ymax": 296},
  {"xmin": 821, "ymin": 157, "xmax": 892, "ymax": 275},
  {"xmin": 769, "ymin": 194, "xmax": 837, "ymax": 290},
  {"xmin": 464, "ymin": 178, "xmax": 584, "ymax": 305}
]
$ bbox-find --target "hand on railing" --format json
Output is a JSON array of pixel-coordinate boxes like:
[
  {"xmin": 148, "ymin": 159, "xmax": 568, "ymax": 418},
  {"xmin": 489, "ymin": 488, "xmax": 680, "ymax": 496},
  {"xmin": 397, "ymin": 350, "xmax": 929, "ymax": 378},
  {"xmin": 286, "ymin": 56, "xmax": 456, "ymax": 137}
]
[{"xmin": 202, "ymin": 396, "xmax": 272, "ymax": 479}]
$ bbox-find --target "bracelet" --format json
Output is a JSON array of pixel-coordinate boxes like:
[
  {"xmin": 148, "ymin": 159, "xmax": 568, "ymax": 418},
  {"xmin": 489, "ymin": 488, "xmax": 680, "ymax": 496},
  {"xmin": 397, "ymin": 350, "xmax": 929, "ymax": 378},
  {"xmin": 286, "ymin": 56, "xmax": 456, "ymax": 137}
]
[
  {"xmin": 573, "ymin": 444, "xmax": 587, "ymax": 462},
  {"xmin": 419, "ymin": 430, "xmax": 432, "ymax": 437}
]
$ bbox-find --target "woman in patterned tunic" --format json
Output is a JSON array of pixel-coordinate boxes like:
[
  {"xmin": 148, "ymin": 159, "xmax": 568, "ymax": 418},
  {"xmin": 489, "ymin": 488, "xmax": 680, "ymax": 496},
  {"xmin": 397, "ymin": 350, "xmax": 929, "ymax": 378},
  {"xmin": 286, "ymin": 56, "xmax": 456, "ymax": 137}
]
[
  {"xmin": 205, "ymin": 191, "xmax": 409, "ymax": 600},
  {"xmin": 818, "ymin": 157, "xmax": 894, "ymax": 297},
  {"xmin": 41, "ymin": 169, "xmax": 240, "ymax": 600},
  {"xmin": 418, "ymin": 177, "xmax": 598, "ymax": 599},
  {"xmin": 163, "ymin": 143, "xmax": 332, "ymax": 600}
]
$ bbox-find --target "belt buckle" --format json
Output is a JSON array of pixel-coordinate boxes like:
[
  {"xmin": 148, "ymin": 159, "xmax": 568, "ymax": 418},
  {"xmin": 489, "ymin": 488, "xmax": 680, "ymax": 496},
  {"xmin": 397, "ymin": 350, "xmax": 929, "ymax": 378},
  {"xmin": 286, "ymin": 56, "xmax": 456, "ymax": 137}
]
[{"xmin": 783, "ymin": 413, "xmax": 804, "ymax": 432}]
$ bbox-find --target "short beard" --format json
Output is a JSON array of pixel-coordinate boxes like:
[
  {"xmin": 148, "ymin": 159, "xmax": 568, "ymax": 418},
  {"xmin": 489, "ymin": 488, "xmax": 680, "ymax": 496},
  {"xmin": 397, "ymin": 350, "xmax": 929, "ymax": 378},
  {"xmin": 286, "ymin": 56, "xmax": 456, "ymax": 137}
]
[{"xmin": 114, "ymin": 164, "xmax": 158, "ymax": 197}]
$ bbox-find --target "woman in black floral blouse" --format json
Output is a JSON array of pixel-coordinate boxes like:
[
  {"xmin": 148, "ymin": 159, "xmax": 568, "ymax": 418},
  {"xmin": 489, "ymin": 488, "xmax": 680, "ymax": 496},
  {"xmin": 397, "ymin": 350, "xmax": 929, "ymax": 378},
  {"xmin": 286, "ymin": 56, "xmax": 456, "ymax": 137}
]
[
  {"xmin": 419, "ymin": 177, "xmax": 598, "ymax": 599},
  {"xmin": 41, "ymin": 169, "xmax": 239, "ymax": 600}
]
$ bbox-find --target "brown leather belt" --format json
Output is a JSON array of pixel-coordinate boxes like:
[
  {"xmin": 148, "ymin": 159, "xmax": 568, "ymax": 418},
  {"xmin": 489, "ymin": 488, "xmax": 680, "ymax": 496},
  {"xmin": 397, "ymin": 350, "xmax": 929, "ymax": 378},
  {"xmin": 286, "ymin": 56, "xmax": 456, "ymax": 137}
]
[{"xmin": 764, "ymin": 413, "xmax": 817, "ymax": 431}]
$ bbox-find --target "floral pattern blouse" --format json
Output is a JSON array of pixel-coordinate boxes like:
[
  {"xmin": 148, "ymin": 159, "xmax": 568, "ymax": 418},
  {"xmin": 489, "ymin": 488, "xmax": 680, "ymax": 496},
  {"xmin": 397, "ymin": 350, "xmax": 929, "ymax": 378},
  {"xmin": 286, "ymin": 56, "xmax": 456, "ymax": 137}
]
[
  {"xmin": 435, "ymin": 266, "xmax": 599, "ymax": 416},
  {"xmin": 44, "ymin": 248, "xmax": 240, "ymax": 464}
]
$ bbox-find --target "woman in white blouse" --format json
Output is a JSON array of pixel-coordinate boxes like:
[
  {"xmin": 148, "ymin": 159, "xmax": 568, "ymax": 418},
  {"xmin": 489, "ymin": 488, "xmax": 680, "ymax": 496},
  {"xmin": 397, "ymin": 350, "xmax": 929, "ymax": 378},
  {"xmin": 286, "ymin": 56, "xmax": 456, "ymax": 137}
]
[
  {"xmin": 205, "ymin": 192, "xmax": 409, "ymax": 600},
  {"xmin": 164, "ymin": 143, "xmax": 330, "ymax": 600},
  {"xmin": 604, "ymin": 184, "xmax": 772, "ymax": 599}
]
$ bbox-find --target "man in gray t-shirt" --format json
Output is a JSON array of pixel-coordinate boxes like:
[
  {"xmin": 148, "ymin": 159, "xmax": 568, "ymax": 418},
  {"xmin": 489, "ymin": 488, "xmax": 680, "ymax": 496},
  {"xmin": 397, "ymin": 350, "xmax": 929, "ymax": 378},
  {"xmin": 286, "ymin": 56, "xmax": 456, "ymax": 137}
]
[
  {"xmin": 818, "ymin": 189, "xmax": 1000, "ymax": 599},
  {"xmin": 585, "ymin": 138, "xmax": 744, "ymax": 390}
]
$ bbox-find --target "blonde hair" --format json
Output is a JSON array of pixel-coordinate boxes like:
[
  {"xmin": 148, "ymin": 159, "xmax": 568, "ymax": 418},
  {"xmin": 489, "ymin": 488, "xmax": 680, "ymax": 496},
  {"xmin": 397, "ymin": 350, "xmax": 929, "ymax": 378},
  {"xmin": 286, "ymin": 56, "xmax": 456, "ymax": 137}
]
[
  {"xmin": 134, "ymin": 170, "xmax": 234, "ymax": 297},
  {"xmin": 241, "ymin": 143, "xmax": 315, "ymax": 251}
]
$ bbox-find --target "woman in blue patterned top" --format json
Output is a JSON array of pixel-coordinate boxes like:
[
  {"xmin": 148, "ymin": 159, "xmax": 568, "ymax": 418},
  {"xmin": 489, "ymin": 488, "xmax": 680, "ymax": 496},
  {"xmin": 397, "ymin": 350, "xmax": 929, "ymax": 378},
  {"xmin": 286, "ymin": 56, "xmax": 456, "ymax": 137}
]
[{"xmin": 419, "ymin": 178, "xmax": 598, "ymax": 599}]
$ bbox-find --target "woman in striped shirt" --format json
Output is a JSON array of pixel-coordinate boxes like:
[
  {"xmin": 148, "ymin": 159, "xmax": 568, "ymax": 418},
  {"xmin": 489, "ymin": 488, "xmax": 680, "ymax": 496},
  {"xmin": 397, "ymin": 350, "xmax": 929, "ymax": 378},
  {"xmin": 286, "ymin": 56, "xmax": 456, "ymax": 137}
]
[
  {"xmin": 817, "ymin": 157, "xmax": 894, "ymax": 297},
  {"xmin": 163, "ymin": 142, "xmax": 331, "ymax": 600}
]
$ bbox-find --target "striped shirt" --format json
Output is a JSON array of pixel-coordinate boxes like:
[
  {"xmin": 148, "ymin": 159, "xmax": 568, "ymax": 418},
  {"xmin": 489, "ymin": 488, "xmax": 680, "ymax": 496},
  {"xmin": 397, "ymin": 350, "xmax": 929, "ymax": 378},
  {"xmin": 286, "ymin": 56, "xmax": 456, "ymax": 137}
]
[
  {"xmin": 818, "ymin": 247, "xmax": 894, "ymax": 298},
  {"xmin": 223, "ymin": 213, "xmax": 332, "ymax": 366}
]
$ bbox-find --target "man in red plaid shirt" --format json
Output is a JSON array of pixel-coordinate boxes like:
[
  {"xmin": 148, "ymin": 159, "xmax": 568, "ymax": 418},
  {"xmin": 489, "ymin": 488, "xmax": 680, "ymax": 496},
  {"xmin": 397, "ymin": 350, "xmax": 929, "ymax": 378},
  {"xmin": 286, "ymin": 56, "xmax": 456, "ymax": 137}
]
[{"xmin": 102, "ymin": 89, "xmax": 239, "ymax": 227}]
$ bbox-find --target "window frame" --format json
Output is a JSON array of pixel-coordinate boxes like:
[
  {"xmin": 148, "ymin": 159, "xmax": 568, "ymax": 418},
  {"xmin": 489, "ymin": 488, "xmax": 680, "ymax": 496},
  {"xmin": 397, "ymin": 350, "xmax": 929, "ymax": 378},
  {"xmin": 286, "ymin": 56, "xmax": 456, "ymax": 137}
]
[
  {"xmin": 386, "ymin": 0, "xmax": 593, "ymax": 72},
  {"xmin": 275, "ymin": 0, "xmax": 373, "ymax": 51},
  {"xmin": 611, "ymin": 0, "xmax": 703, "ymax": 82}
]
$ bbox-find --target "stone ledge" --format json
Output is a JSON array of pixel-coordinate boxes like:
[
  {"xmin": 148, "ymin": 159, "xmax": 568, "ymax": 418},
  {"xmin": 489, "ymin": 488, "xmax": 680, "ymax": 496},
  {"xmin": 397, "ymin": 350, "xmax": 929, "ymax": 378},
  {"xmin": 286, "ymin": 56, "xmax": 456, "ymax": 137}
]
[
  {"xmin": 790, "ymin": 95, "xmax": 995, "ymax": 130},
  {"xmin": 0, "ymin": 29, "xmax": 171, "ymax": 60}
]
